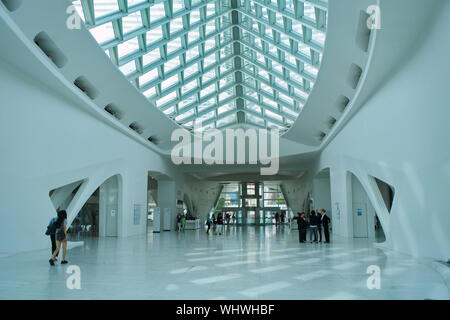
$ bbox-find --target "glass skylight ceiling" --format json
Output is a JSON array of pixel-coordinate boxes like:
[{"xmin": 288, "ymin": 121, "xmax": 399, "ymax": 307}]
[{"xmin": 73, "ymin": 0, "xmax": 327, "ymax": 132}]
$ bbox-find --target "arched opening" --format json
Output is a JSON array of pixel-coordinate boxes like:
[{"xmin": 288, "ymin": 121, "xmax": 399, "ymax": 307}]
[
  {"xmin": 347, "ymin": 172, "xmax": 385, "ymax": 242},
  {"xmin": 62, "ymin": 175, "xmax": 122, "ymax": 240}
]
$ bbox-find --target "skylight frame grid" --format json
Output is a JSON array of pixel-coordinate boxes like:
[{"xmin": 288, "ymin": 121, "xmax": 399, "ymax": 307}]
[{"xmin": 74, "ymin": 0, "xmax": 327, "ymax": 131}]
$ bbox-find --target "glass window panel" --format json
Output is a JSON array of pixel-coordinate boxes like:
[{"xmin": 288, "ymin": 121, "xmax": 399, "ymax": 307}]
[
  {"xmin": 118, "ymin": 38, "xmax": 140, "ymax": 58},
  {"xmin": 142, "ymin": 49, "xmax": 160, "ymax": 67},
  {"xmin": 164, "ymin": 106, "xmax": 175, "ymax": 115},
  {"xmin": 206, "ymin": 2, "xmax": 216, "ymax": 17},
  {"xmin": 170, "ymin": 17, "xmax": 184, "ymax": 35},
  {"xmin": 279, "ymin": 93, "xmax": 294, "ymax": 105},
  {"xmin": 190, "ymin": 8, "xmax": 201, "ymax": 25},
  {"xmin": 119, "ymin": 60, "xmax": 136, "ymax": 76},
  {"xmin": 172, "ymin": 0, "xmax": 184, "ymax": 14},
  {"xmin": 179, "ymin": 96, "xmax": 195, "ymax": 110},
  {"xmin": 176, "ymin": 109, "xmax": 195, "ymax": 122},
  {"xmin": 312, "ymin": 29, "xmax": 326, "ymax": 46},
  {"xmin": 184, "ymin": 63, "xmax": 199, "ymax": 78},
  {"xmin": 139, "ymin": 69, "xmax": 158, "ymax": 86},
  {"xmin": 146, "ymin": 26, "xmax": 163, "ymax": 45},
  {"xmin": 205, "ymin": 20, "xmax": 216, "ymax": 36},
  {"xmin": 185, "ymin": 46, "xmax": 200, "ymax": 61},
  {"xmin": 93, "ymin": 0, "xmax": 119, "ymax": 20},
  {"xmin": 217, "ymin": 114, "xmax": 236, "ymax": 127},
  {"xmin": 218, "ymin": 103, "xmax": 235, "ymax": 114},
  {"xmin": 282, "ymin": 106, "xmax": 298, "ymax": 118},
  {"xmin": 181, "ymin": 80, "xmax": 197, "ymax": 94},
  {"xmin": 198, "ymin": 98, "xmax": 215, "ymax": 112},
  {"xmin": 261, "ymin": 83, "xmax": 272, "ymax": 94},
  {"xmin": 122, "ymin": 11, "xmax": 142, "ymax": 35},
  {"xmin": 204, "ymin": 38, "xmax": 216, "ymax": 52},
  {"xmin": 201, "ymin": 84, "xmax": 216, "ymax": 98},
  {"xmin": 157, "ymin": 91, "xmax": 177, "ymax": 107},
  {"xmin": 127, "ymin": 0, "xmax": 146, "ymax": 7},
  {"xmin": 246, "ymin": 102, "xmax": 261, "ymax": 113},
  {"xmin": 265, "ymin": 109, "xmax": 283, "ymax": 121},
  {"xmin": 276, "ymin": 79, "xmax": 288, "ymax": 91},
  {"xmin": 291, "ymin": 20, "xmax": 303, "ymax": 37},
  {"xmin": 188, "ymin": 28, "xmax": 201, "ymax": 44},
  {"xmin": 247, "ymin": 113, "xmax": 265, "ymax": 126},
  {"xmin": 197, "ymin": 110, "xmax": 215, "ymax": 122},
  {"xmin": 161, "ymin": 75, "xmax": 179, "ymax": 91},
  {"xmin": 290, "ymin": 72, "xmax": 302, "ymax": 85},
  {"xmin": 203, "ymin": 69, "xmax": 216, "ymax": 82},
  {"xmin": 305, "ymin": 64, "xmax": 319, "ymax": 77},
  {"xmin": 150, "ymin": 2, "xmax": 166, "ymax": 23},
  {"xmin": 304, "ymin": 3, "xmax": 316, "ymax": 21},
  {"xmin": 143, "ymin": 86, "xmax": 156, "ymax": 98},
  {"xmin": 164, "ymin": 58, "xmax": 179, "ymax": 74},
  {"xmin": 90, "ymin": 22, "xmax": 115, "ymax": 44},
  {"xmin": 167, "ymin": 37, "xmax": 182, "ymax": 55}
]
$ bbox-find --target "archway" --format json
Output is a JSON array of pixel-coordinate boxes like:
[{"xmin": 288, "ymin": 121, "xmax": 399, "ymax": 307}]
[
  {"xmin": 55, "ymin": 174, "xmax": 122, "ymax": 239},
  {"xmin": 347, "ymin": 172, "xmax": 376, "ymax": 239}
]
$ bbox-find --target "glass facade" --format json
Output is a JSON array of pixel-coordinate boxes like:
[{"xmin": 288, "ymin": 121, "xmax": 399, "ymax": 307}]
[{"xmin": 215, "ymin": 182, "xmax": 288, "ymax": 225}]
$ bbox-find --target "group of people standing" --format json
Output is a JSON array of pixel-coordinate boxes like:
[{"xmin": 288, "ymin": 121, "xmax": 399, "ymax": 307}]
[
  {"xmin": 176, "ymin": 213, "xmax": 187, "ymax": 232},
  {"xmin": 296, "ymin": 209, "xmax": 330, "ymax": 243},
  {"xmin": 206, "ymin": 213, "xmax": 224, "ymax": 235}
]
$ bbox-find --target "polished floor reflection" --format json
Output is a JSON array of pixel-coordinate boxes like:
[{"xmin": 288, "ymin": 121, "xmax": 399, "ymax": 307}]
[{"xmin": 0, "ymin": 226, "xmax": 448, "ymax": 300}]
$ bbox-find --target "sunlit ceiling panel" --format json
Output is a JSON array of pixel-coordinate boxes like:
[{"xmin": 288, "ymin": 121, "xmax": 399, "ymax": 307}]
[{"xmin": 72, "ymin": 0, "xmax": 327, "ymax": 132}]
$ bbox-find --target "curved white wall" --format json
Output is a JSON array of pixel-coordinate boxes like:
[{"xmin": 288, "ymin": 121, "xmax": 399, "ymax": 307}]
[
  {"xmin": 0, "ymin": 56, "xmax": 185, "ymax": 254},
  {"xmin": 316, "ymin": 0, "xmax": 450, "ymax": 261}
]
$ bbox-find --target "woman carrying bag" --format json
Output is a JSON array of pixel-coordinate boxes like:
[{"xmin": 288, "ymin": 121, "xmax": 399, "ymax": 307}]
[{"xmin": 49, "ymin": 210, "xmax": 69, "ymax": 266}]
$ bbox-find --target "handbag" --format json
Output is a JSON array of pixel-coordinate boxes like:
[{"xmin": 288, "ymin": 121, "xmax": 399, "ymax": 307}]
[{"xmin": 45, "ymin": 221, "xmax": 57, "ymax": 236}]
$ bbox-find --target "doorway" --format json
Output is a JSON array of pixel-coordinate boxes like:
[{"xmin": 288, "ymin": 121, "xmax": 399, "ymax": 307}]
[
  {"xmin": 99, "ymin": 175, "xmax": 120, "ymax": 237},
  {"xmin": 349, "ymin": 172, "xmax": 375, "ymax": 239}
]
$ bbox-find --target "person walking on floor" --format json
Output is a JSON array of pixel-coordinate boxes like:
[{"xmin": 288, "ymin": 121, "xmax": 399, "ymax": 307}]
[
  {"xmin": 216, "ymin": 213, "xmax": 224, "ymax": 235},
  {"xmin": 206, "ymin": 214, "xmax": 212, "ymax": 234},
  {"xmin": 309, "ymin": 210, "xmax": 319, "ymax": 243},
  {"xmin": 49, "ymin": 210, "xmax": 69, "ymax": 266},
  {"xmin": 320, "ymin": 209, "xmax": 331, "ymax": 243},
  {"xmin": 297, "ymin": 212, "xmax": 308, "ymax": 243}
]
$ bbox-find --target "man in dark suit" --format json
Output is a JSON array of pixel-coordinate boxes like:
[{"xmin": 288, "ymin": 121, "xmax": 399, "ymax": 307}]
[
  {"xmin": 296, "ymin": 212, "xmax": 308, "ymax": 243},
  {"xmin": 319, "ymin": 209, "xmax": 331, "ymax": 243}
]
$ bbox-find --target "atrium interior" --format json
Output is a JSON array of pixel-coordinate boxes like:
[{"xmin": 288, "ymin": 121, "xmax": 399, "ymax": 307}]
[{"xmin": 0, "ymin": 0, "xmax": 449, "ymax": 300}]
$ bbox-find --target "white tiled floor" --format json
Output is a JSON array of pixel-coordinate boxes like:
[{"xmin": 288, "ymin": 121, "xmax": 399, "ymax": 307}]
[{"xmin": 0, "ymin": 225, "xmax": 448, "ymax": 300}]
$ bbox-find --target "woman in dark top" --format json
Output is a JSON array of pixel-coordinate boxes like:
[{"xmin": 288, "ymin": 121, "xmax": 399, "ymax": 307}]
[{"xmin": 49, "ymin": 210, "xmax": 69, "ymax": 265}]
